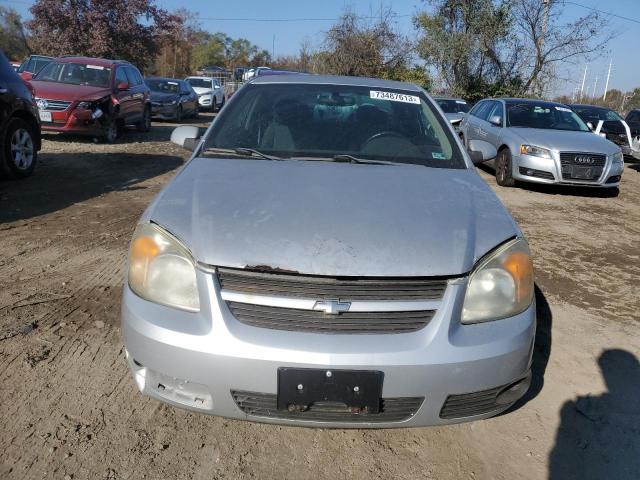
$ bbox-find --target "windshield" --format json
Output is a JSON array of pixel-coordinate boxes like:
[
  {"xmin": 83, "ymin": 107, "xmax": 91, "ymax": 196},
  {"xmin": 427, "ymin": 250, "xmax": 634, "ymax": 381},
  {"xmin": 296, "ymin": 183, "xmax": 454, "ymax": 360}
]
[
  {"xmin": 506, "ymin": 102, "xmax": 590, "ymax": 131},
  {"xmin": 146, "ymin": 79, "xmax": 180, "ymax": 94},
  {"xmin": 572, "ymin": 106, "xmax": 623, "ymax": 123},
  {"xmin": 18, "ymin": 56, "xmax": 51, "ymax": 74},
  {"xmin": 34, "ymin": 61, "xmax": 112, "ymax": 87},
  {"xmin": 204, "ymin": 83, "xmax": 465, "ymax": 168},
  {"xmin": 186, "ymin": 78, "xmax": 213, "ymax": 89},
  {"xmin": 436, "ymin": 99, "xmax": 470, "ymax": 114}
]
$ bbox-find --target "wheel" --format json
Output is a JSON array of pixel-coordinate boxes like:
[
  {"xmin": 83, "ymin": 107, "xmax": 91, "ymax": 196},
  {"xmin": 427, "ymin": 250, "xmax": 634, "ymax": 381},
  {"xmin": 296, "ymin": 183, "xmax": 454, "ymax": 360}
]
[
  {"xmin": 136, "ymin": 106, "xmax": 151, "ymax": 132},
  {"xmin": 175, "ymin": 105, "xmax": 183, "ymax": 123},
  {"xmin": 495, "ymin": 148, "xmax": 515, "ymax": 187},
  {"xmin": 192, "ymin": 105, "xmax": 199, "ymax": 119},
  {"xmin": 1, "ymin": 118, "xmax": 37, "ymax": 179},
  {"xmin": 103, "ymin": 117, "xmax": 120, "ymax": 143}
]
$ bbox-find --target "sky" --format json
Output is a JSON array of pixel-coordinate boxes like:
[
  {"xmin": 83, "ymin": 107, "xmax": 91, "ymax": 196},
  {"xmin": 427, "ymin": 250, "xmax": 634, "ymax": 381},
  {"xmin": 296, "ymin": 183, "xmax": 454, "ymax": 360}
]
[{"xmin": 2, "ymin": 0, "xmax": 639, "ymax": 96}]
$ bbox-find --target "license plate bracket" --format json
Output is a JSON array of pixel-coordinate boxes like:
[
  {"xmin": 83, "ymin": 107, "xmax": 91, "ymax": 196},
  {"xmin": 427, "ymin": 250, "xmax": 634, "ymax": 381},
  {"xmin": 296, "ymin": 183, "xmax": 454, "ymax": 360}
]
[
  {"xmin": 39, "ymin": 110, "xmax": 52, "ymax": 122},
  {"xmin": 572, "ymin": 165, "xmax": 595, "ymax": 179},
  {"xmin": 277, "ymin": 368, "xmax": 383, "ymax": 413}
]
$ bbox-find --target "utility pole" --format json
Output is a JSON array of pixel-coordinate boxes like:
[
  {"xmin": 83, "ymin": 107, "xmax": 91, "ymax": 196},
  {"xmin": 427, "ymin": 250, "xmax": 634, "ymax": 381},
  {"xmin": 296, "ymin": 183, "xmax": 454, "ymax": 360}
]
[
  {"xmin": 603, "ymin": 60, "xmax": 612, "ymax": 100},
  {"xmin": 592, "ymin": 76, "xmax": 598, "ymax": 99},
  {"xmin": 272, "ymin": 35, "xmax": 275, "ymax": 61},
  {"xmin": 579, "ymin": 64, "xmax": 588, "ymax": 101}
]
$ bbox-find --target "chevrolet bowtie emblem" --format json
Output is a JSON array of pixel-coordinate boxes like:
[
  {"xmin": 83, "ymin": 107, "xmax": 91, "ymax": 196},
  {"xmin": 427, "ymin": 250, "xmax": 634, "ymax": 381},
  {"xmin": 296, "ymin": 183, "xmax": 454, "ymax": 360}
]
[{"xmin": 312, "ymin": 299, "xmax": 351, "ymax": 315}]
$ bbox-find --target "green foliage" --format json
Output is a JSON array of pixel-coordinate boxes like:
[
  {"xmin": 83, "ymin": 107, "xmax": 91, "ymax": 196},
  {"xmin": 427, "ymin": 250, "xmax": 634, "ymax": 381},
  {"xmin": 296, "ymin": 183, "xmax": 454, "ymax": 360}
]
[
  {"xmin": 379, "ymin": 66, "xmax": 433, "ymax": 91},
  {"xmin": 0, "ymin": 7, "xmax": 30, "ymax": 60}
]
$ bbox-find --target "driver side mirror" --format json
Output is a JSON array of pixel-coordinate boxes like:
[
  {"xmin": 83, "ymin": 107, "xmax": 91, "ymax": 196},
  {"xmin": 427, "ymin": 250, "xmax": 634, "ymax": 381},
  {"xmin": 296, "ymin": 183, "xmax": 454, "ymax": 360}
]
[
  {"xmin": 171, "ymin": 125, "xmax": 201, "ymax": 151},
  {"xmin": 116, "ymin": 82, "xmax": 129, "ymax": 91},
  {"xmin": 468, "ymin": 139, "xmax": 498, "ymax": 165},
  {"xmin": 488, "ymin": 115, "xmax": 502, "ymax": 127}
]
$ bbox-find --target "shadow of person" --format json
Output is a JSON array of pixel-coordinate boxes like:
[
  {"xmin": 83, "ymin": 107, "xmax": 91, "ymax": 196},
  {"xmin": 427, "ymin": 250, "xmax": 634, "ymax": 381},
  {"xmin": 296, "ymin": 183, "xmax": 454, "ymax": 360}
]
[{"xmin": 548, "ymin": 349, "xmax": 640, "ymax": 480}]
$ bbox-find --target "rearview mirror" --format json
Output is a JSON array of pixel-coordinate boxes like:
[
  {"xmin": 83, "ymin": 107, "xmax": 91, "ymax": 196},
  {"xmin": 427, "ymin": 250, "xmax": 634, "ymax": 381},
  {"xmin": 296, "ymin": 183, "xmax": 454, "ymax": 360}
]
[
  {"xmin": 488, "ymin": 115, "xmax": 502, "ymax": 127},
  {"xmin": 468, "ymin": 139, "xmax": 497, "ymax": 165},
  {"xmin": 171, "ymin": 125, "xmax": 201, "ymax": 151}
]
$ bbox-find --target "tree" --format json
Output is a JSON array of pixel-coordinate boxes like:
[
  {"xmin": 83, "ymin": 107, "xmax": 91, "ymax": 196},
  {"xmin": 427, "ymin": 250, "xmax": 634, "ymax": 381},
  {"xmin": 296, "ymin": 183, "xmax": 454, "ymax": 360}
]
[
  {"xmin": 191, "ymin": 33, "xmax": 229, "ymax": 70},
  {"xmin": 324, "ymin": 8, "xmax": 416, "ymax": 79},
  {"xmin": 0, "ymin": 7, "xmax": 31, "ymax": 60},
  {"xmin": 415, "ymin": 0, "xmax": 614, "ymax": 100},
  {"xmin": 28, "ymin": 0, "xmax": 176, "ymax": 71}
]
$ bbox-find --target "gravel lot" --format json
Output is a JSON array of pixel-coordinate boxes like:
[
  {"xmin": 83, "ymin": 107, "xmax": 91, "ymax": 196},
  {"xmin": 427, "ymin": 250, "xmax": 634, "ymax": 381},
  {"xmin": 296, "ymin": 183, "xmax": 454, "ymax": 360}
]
[{"xmin": 1, "ymin": 113, "xmax": 639, "ymax": 480}]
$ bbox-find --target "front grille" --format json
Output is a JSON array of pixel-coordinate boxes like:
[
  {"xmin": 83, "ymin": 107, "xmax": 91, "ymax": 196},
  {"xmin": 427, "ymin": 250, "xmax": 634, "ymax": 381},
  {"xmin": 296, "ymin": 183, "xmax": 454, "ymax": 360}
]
[
  {"xmin": 217, "ymin": 267, "xmax": 448, "ymax": 300},
  {"xmin": 559, "ymin": 152, "xmax": 606, "ymax": 181},
  {"xmin": 232, "ymin": 390, "xmax": 424, "ymax": 423},
  {"xmin": 227, "ymin": 301, "xmax": 434, "ymax": 334},
  {"xmin": 36, "ymin": 98, "xmax": 72, "ymax": 111},
  {"xmin": 440, "ymin": 385, "xmax": 506, "ymax": 419},
  {"xmin": 518, "ymin": 167, "xmax": 554, "ymax": 180}
]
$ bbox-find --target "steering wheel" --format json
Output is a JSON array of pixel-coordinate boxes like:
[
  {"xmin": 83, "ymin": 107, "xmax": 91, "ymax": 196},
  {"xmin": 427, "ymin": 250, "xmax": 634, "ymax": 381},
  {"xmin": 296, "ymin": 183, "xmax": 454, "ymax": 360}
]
[{"xmin": 362, "ymin": 131, "xmax": 407, "ymax": 147}]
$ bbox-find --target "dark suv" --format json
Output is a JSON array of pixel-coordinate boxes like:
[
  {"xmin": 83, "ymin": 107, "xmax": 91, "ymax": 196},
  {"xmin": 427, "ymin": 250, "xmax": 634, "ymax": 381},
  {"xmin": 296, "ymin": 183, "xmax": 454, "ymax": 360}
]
[
  {"xmin": 30, "ymin": 56, "xmax": 151, "ymax": 142},
  {"xmin": 0, "ymin": 50, "xmax": 41, "ymax": 178}
]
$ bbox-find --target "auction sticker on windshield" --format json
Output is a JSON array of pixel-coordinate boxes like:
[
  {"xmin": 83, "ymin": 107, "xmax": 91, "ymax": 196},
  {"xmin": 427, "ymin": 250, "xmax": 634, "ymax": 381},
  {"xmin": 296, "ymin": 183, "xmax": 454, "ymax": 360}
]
[{"xmin": 370, "ymin": 90, "xmax": 420, "ymax": 104}]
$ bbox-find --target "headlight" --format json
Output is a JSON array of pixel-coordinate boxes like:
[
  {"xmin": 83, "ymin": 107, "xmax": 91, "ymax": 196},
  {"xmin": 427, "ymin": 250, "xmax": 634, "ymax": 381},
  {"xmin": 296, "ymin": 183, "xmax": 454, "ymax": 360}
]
[
  {"xmin": 519, "ymin": 144, "xmax": 552, "ymax": 159},
  {"xmin": 461, "ymin": 238, "xmax": 534, "ymax": 324},
  {"xmin": 128, "ymin": 223, "xmax": 200, "ymax": 312},
  {"xmin": 612, "ymin": 151, "xmax": 623, "ymax": 165}
]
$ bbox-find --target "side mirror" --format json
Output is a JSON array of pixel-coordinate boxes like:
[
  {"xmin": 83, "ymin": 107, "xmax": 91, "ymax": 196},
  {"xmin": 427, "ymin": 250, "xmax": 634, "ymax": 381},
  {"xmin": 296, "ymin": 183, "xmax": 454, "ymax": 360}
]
[
  {"xmin": 468, "ymin": 139, "xmax": 498, "ymax": 165},
  {"xmin": 171, "ymin": 125, "xmax": 201, "ymax": 151},
  {"xmin": 21, "ymin": 72, "xmax": 33, "ymax": 81},
  {"xmin": 117, "ymin": 82, "xmax": 129, "ymax": 91},
  {"xmin": 488, "ymin": 115, "xmax": 502, "ymax": 127},
  {"xmin": 587, "ymin": 121, "xmax": 594, "ymax": 131},
  {"xmin": 450, "ymin": 118, "xmax": 463, "ymax": 127},
  {"xmin": 214, "ymin": 85, "xmax": 220, "ymax": 89}
]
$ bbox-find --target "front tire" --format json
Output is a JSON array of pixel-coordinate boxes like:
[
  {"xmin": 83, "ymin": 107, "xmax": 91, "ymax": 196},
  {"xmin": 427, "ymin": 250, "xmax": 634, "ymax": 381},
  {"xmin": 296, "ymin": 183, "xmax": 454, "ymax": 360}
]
[
  {"xmin": 1, "ymin": 118, "xmax": 37, "ymax": 179},
  {"xmin": 103, "ymin": 117, "xmax": 120, "ymax": 143},
  {"xmin": 496, "ymin": 148, "xmax": 516, "ymax": 187},
  {"xmin": 136, "ymin": 106, "xmax": 151, "ymax": 132},
  {"xmin": 175, "ymin": 105, "xmax": 183, "ymax": 123}
]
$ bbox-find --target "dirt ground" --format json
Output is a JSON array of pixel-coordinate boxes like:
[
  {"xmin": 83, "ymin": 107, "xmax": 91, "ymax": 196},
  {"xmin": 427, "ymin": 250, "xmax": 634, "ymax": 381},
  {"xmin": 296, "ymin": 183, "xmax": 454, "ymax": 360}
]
[{"xmin": 1, "ymin": 113, "xmax": 639, "ymax": 480}]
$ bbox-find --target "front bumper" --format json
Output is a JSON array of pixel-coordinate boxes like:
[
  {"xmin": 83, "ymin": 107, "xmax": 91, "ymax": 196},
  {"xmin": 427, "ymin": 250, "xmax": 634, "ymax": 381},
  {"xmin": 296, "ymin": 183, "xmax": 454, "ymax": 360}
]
[
  {"xmin": 40, "ymin": 108, "xmax": 105, "ymax": 136},
  {"xmin": 513, "ymin": 153, "xmax": 623, "ymax": 187},
  {"xmin": 198, "ymin": 95, "xmax": 213, "ymax": 108},
  {"xmin": 151, "ymin": 103, "xmax": 178, "ymax": 120},
  {"xmin": 122, "ymin": 270, "xmax": 535, "ymax": 428}
]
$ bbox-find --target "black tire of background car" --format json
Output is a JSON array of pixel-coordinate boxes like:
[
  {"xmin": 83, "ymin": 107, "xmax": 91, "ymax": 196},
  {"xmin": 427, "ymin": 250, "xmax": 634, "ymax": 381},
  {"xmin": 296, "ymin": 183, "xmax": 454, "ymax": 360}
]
[
  {"xmin": 175, "ymin": 105, "xmax": 182, "ymax": 123},
  {"xmin": 496, "ymin": 148, "xmax": 516, "ymax": 187},
  {"xmin": 193, "ymin": 105, "xmax": 199, "ymax": 119},
  {"xmin": 136, "ymin": 106, "xmax": 151, "ymax": 133},
  {"xmin": 0, "ymin": 118, "xmax": 37, "ymax": 179},
  {"xmin": 103, "ymin": 116, "xmax": 120, "ymax": 143}
]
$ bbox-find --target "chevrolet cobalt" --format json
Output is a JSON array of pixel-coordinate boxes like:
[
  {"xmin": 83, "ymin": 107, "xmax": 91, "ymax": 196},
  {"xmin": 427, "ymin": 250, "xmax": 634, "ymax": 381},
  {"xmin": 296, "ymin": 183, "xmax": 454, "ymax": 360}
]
[{"xmin": 122, "ymin": 75, "xmax": 535, "ymax": 427}]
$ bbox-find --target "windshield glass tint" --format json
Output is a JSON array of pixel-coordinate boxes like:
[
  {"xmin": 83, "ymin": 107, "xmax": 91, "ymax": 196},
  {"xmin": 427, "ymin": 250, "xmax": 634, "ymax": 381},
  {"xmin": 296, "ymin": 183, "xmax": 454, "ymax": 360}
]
[
  {"xmin": 34, "ymin": 62, "xmax": 112, "ymax": 87},
  {"xmin": 146, "ymin": 79, "xmax": 180, "ymax": 93},
  {"xmin": 436, "ymin": 99, "xmax": 470, "ymax": 113},
  {"xmin": 506, "ymin": 102, "xmax": 589, "ymax": 131},
  {"xmin": 573, "ymin": 106, "xmax": 623, "ymax": 122},
  {"xmin": 205, "ymin": 83, "xmax": 465, "ymax": 168},
  {"xmin": 186, "ymin": 78, "xmax": 212, "ymax": 89}
]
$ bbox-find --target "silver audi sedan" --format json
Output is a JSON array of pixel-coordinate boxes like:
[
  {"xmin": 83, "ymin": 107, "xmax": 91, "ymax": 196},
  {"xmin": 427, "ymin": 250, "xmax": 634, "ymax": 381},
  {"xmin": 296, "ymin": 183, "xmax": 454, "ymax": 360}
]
[
  {"xmin": 122, "ymin": 75, "xmax": 535, "ymax": 428},
  {"xmin": 460, "ymin": 98, "xmax": 624, "ymax": 189}
]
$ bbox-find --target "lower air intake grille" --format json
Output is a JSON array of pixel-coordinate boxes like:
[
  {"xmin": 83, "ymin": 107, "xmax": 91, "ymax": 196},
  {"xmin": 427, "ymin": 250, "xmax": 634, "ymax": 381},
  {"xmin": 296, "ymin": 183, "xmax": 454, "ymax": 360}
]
[
  {"xmin": 227, "ymin": 302, "xmax": 434, "ymax": 334},
  {"xmin": 518, "ymin": 167, "xmax": 555, "ymax": 180},
  {"xmin": 232, "ymin": 390, "xmax": 424, "ymax": 423},
  {"xmin": 440, "ymin": 385, "xmax": 506, "ymax": 419}
]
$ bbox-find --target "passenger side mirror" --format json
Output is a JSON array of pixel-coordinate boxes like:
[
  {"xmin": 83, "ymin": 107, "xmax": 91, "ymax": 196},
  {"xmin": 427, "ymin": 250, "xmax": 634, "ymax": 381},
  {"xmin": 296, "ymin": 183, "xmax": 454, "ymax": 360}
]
[
  {"xmin": 214, "ymin": 85, "xmax": 220, "ymax": 90},
  {"xmin": 117, "ymin": 82, "xmax": 129, "ymax": 91},
  {"xmin": 488, "ymin": 115, "xmax": 502, "ymax": 127},
  {"xmin": 467, "ymin": 139, "xmax": 497, "ymax": 165},
  {"xmin": 171, "ymin": 125, "xmax": 201, "ymax": 151},
  {"xmin": 450, "ymin": 118, "xmax": 463, "ymax": 127}
]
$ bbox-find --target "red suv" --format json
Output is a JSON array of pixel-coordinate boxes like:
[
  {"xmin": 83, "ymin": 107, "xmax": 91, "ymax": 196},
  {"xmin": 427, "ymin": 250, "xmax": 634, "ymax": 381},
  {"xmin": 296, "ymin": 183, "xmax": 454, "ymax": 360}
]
[{"xmin": 30, "ymin": 57, "xmax": 151, "ymax": 142}]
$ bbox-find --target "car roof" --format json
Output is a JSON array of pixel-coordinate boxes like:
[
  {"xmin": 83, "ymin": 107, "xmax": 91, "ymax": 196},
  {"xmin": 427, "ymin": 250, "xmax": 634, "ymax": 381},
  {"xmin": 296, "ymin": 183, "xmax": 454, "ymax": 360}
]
[
  {"xmin": 433, "ymin": 96, "xmax": 466, "ymax": 101},
  {"xmin": 55, "ymin": 56, "xmax": 130, "ymax": 67},
  {"xmin": 250, "ymin": 74, "xmax": 422, "ymax": 92},
  {"xmin": 570, "ymin": 104, "xmax": 611, "ymax": 110},
  {"xmin": 146, "ymin": 76, "xmax": 183, "ymax": 82},
  {"xmin": 491, "ymin": 98, "xmax": 569, "ymax": 106},
  {"xmin": 185, "ymin": 76, "xmax": 216, "ymax": 80}
]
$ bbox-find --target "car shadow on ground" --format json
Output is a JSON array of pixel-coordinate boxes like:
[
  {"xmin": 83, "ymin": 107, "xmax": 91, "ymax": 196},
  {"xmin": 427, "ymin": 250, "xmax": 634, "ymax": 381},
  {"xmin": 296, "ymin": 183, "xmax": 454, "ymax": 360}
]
[
  {"xmin": 476, "ymin": 164, "xmax": 619, "ymax": 198},
  {"xmin": 499, "ymin": 284, "xmax": 552, "ymax": 416},
  {"xmin": 0, "ymin": 152, "xmax": 183, "ymax": 223},
  {"xmin": 548, "ymin": 348, "xmax": 640, "ymax": 480}
]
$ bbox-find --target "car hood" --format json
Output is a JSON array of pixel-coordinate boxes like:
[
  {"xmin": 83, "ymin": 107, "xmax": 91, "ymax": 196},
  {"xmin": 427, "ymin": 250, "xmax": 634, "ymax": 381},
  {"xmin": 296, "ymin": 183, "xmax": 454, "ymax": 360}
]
[
  {"xmin": 508, "ymin": 127, "xmax": 620, "ymax": 154},
  {"xmin": 151, "ymin": 91, "xmax": 179, "ymax": 102},
  {"xmin": 145, "ymin": 158, "xmax": 519, "ymax": 277},
  {"xmin": 191, "ymin": 86, "xmax": 213, "ymax": 95},
  {"xmin": 29, "ymin": 80, "xmax": 112, "ymax": 102}
]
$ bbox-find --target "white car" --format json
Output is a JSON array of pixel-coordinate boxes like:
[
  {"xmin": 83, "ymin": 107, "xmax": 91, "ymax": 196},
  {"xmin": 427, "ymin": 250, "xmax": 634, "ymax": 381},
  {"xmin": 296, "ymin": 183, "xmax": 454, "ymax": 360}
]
[{"xmin": 184, "ymin": 76, "xmax": 225, "ymax": 111}]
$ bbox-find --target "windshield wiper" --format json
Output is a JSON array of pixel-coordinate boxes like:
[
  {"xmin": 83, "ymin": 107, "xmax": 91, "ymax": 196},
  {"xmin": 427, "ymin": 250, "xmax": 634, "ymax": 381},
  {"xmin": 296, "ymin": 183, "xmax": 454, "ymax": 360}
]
[
  {"xmin": 234, "ymin": 148, "xmax": 282, "ymax": 160},
  {"xmin": 331, "ymin": 154, "xmax": 397, "ymax": 165}
]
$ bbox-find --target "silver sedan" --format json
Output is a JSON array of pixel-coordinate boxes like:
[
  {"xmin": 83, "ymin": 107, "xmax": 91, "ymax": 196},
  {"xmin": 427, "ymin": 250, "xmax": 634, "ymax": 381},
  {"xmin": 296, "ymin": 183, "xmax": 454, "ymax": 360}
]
[
  {"xmin": 460, "ymin": 98, "xmax": 624, "ymax": 189},
  {"xmin": 122, "ymin": 75, "xmax": 535, "ymax": 428}
]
